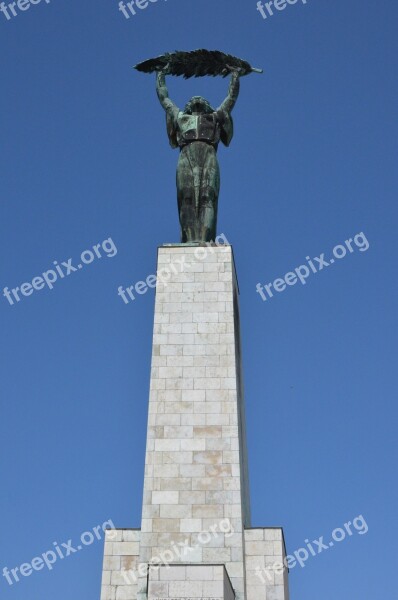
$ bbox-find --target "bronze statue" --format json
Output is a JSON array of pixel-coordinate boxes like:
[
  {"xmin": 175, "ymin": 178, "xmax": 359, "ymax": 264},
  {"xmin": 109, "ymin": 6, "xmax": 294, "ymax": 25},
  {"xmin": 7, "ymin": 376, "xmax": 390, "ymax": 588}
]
[
  {"xmin": 135, "ymin": 50, "xmax": 262, "ymax": 243},
  {"xmin": 156, "ymin": 68, "xmax": 240, "ymax": 243}
]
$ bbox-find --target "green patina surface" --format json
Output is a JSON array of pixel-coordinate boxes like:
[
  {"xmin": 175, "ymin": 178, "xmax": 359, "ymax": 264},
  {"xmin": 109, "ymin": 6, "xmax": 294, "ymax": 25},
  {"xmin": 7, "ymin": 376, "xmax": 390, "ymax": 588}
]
[{"xmin": 156, "ymin": 69, "xmax": 241, "ymax": 243}]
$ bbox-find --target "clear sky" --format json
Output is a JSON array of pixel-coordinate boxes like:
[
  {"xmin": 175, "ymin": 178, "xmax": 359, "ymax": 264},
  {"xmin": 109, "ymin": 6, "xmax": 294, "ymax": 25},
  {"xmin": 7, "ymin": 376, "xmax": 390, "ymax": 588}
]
[{"xmin": 1, "ymin": 1, "xmax": 397, "ymax": 599}]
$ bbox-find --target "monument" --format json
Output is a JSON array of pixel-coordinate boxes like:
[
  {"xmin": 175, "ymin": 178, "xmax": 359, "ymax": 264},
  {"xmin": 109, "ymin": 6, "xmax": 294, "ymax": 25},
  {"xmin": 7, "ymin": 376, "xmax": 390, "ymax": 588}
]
[{"xmin": 100, "ymin": 50, "xmax": 290, "ymax": 600}]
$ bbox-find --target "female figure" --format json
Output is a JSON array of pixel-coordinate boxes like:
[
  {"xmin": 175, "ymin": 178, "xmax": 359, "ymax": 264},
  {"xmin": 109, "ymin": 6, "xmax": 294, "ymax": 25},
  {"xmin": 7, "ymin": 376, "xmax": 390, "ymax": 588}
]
[{"xmin": 156, "ymin": 68, "xmax": 241, "ymax": 242}]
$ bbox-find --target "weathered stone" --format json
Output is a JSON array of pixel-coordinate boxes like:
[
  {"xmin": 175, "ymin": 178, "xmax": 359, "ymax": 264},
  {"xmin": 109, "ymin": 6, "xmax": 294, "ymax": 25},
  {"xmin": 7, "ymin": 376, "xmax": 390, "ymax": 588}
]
[{"xmin": 100, "ymin": 246, "xmax": 289, "ymax": 600}]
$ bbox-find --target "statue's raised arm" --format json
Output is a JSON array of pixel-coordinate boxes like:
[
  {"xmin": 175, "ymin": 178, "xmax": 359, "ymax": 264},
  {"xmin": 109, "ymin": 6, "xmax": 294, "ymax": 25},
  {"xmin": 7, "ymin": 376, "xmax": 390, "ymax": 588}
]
[
  {"xmin": 217, "ymin": 69, "xmax": 241, "ymax": 114},
  {"xmin": 156, "ymin": 71, "xmax": 180, "ymax": 149},
  {"xmin": 156, "ymin": 70, "xmax": 179, "ymax": 114}
]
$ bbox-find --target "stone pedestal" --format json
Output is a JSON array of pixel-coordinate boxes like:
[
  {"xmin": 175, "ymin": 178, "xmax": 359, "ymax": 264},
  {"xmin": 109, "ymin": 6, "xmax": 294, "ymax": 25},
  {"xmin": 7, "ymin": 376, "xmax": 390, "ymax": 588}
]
[
  {"xmin": 100, "ymin": 243, "xmax": 290, "ymax": 600},
  {"xmin": 148, "ymin": 564, "xmax": 235, "ymax": 600},
  {"xmin": 136, "ymin": 243, "xmax": 250, "ymax": 600}
]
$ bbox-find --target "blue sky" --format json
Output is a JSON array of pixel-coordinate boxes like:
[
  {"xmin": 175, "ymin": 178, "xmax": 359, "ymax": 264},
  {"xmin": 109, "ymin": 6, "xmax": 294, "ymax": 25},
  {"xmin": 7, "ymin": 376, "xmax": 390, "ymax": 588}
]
[{"xmin": 1, "ymin": 0, "xmax": 397, "ymax": 599}]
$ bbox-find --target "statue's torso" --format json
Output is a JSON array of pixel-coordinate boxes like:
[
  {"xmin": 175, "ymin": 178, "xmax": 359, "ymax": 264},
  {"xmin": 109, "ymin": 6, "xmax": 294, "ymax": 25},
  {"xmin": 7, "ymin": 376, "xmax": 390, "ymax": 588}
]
[{"xmin": 176, "ymin": 113, "xmax": 221, "ymax": 147}]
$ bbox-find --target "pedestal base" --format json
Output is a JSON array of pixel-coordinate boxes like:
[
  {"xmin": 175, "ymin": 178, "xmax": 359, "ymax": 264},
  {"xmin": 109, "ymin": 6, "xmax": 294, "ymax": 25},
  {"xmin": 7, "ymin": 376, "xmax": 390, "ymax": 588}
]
[
  {"xmin": 99, "ymin": 243, "xmax": 290, "ymax": 600},
  {"xmin": 148, "ymin": 564, "xmax": 235, "ymax": 600}
]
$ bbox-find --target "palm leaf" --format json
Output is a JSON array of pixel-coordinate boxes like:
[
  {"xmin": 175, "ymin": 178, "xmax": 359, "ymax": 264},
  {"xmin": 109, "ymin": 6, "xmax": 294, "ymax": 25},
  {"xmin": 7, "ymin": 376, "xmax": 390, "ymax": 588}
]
[{"xmin": 134, "ymin": 49, "xmax": 263, "ymax": 78}]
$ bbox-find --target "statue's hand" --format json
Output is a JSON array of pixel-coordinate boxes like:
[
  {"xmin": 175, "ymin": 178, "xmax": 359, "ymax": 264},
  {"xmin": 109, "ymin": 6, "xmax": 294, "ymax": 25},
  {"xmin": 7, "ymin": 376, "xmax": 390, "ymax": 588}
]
[
  {"xmin": 226, "ymin": 64, "xmax": 244, "ymax": 76},
  {"xmin": 157, "ymin": 61, "xmax": 171, "ymax": 75}
]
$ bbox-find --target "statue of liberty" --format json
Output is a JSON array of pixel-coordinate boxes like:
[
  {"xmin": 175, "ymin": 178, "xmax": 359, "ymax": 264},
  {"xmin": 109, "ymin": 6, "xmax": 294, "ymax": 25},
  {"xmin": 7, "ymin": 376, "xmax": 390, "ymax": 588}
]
[
  {"xmin": 134, "ymin": 50, "xmax": 262, "ymax": 242},
  {"xmin": 156, "ymin": 67, "xmax": 240, "ymax": 243}
]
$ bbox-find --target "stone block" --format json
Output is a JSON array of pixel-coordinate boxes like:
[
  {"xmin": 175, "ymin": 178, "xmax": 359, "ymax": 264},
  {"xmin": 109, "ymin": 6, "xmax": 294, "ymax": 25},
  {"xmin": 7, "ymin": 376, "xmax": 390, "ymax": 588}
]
[
  {"xmin": 100, "ymin": 585, "xmax": 116, "ymax": 600},
  {"xmin": 159, "ymin": 477, "xmax": 192, "ymax": 491},
  {"xmin": 192, "ymin": 504, "xmax": 224, "ymax": 518},
  {"xmin": 103, "ymin": 556, "xmax": 121, "ymax": 571},
  {"xmin": 101, "ymin": 571, "xmax": 111, "ymax": 585},
  {"xmin": 202, "ymin": 547, "xmax": 231, "ymax": 562},
  {"xmin": 168, "ymin": 580, "xmax": 203, "ymax": 597},
  {"xmin": 180, "ymin": 518, "xmax": 202, "ymax": 532},
  {"xmin": 112, "ymin": 542, "xmax": 140, "ymax": 556},
  {"xmin": 105, "ymin": 530, "xmax": 123, "ymax": 542},
  {"xmin": 152, "ymin": 519, "xmax": 180, "ymax": 533},
  {"xmin": 185, "ymin": 565, "xmax": 214, "ymax": 580},
  {"xmin": 160, "ymin": 504, "xmax": 192, "ymax": 518},
  {"xmin": 151, "ymin": 491, "xmax": 179, "ymax": 505},
  {"xmin": 180, "ymin": 438, "xmax": 206, "ymax": 451}
]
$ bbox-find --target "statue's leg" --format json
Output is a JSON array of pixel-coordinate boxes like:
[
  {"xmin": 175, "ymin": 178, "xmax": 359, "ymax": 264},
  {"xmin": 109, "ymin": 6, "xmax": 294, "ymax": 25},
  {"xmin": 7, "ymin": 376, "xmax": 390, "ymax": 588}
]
[
  {"xmin": 198, "ymin": 145, "xmax": 220, "ymax": 242},
  {"xmin": 177, "ymin": 147, "xmax": 196, "ymax": 243}
]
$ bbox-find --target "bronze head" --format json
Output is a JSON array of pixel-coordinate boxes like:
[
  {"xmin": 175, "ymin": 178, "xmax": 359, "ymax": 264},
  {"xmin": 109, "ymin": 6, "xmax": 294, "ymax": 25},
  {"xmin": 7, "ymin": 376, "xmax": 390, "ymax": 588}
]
[{"xmin": 184, "ymin": 96, "xmax": 214, "ymax": 115}]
